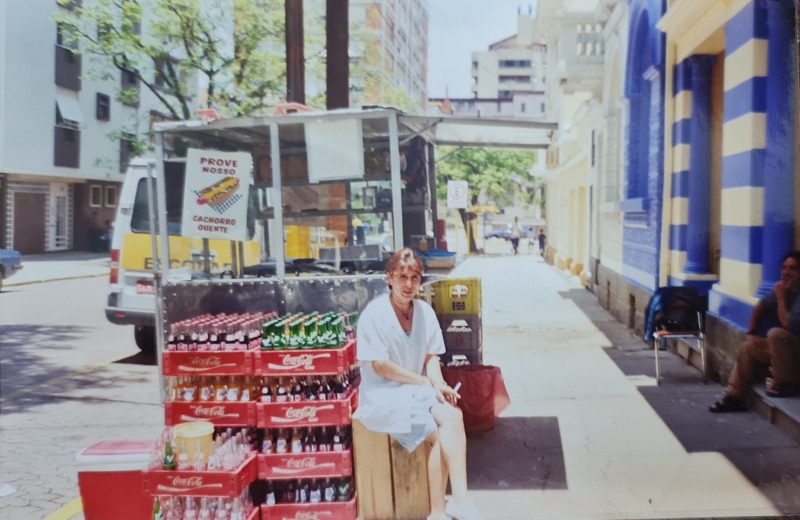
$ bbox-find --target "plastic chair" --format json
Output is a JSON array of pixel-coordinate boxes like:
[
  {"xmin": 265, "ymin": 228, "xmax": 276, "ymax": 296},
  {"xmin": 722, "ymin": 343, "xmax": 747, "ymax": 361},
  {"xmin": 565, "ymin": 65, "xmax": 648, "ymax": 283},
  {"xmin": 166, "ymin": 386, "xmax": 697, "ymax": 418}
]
[{"xmin": 654, "ymin": 310, "xmax": 706, "ymax": 385}]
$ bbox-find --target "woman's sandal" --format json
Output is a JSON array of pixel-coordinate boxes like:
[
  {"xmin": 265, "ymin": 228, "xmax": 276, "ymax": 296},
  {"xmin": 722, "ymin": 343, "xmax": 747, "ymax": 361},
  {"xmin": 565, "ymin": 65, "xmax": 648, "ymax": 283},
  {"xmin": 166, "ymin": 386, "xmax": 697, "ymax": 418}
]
[
  {"xmin": 765, "ymin": 384, "xmax": 800, "ymax": 398},
  {"xmin": 709, "ymin": 395, "xmax": 747, "ymax": 413}
]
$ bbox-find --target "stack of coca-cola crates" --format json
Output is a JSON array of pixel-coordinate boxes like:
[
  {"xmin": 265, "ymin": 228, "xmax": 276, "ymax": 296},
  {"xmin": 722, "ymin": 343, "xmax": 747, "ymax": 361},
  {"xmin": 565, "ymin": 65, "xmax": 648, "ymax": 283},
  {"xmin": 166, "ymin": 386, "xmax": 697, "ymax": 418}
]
[
  {"xmin": 145, "ymin": 313, "xmax": 264, "ymax": 520},
  {"xmin": 255, "ymin": 338, "xmax": 358, "ymax": 519}
]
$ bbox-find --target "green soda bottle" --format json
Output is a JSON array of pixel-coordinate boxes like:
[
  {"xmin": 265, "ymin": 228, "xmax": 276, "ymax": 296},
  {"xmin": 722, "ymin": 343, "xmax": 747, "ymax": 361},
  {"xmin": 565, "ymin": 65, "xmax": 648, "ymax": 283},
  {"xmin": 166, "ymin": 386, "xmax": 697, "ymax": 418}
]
[
  {"xmin": 261, "ymin": 320, "xmax": 275, "ymax": 350},
  {"xmin": 302, "ymin": 319, "xmax": 317, "ymax": 350},
  {"xmin": 162, "ymin": 441, "xmax": 176, "ymax": 470}
]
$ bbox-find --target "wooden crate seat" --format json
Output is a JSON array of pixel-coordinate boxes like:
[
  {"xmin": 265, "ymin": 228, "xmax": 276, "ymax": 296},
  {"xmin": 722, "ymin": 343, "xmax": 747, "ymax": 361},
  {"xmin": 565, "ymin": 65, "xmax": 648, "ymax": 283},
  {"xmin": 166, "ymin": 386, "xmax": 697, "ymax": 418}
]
[{"xmin": 353, "ymin": 419, "xmax": 431, "ymax": 520}]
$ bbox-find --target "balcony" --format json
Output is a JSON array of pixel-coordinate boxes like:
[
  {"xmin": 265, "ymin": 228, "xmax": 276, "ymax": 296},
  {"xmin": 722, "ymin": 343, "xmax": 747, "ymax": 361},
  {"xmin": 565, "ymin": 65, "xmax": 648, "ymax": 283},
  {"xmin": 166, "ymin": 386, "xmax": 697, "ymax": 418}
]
[{"xmin": 553, "ymin": 20, "xmax": 604, "ymax": 95}]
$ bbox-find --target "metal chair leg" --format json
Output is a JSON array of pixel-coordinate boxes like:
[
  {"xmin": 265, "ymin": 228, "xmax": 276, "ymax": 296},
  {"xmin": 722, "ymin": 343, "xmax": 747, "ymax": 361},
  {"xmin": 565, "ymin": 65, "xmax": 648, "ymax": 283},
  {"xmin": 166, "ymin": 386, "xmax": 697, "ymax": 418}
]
[
  {"xmin": 655, "ymin": 337, "xmax": 661, "ymax": 385},
  {"xmin": 699, "ymin": 337, "xmax": 707, "ymax": 384}
]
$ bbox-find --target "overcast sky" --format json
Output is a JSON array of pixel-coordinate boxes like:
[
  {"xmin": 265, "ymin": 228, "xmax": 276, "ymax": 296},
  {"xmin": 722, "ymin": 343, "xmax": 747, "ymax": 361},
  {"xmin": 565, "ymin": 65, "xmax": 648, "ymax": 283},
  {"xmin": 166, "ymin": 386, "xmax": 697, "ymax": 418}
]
[{"xmin": 427, "ymin": 0, "xmax": 540, "ymax": 99}]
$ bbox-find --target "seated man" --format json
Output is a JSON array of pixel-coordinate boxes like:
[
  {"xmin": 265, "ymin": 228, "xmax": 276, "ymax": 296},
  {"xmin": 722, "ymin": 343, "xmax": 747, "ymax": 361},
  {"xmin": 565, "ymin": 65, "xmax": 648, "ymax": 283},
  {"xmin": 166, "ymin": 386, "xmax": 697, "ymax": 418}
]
[{"xmin": 710, "ymin": 251, "xmax": 800, "ymax": 412}]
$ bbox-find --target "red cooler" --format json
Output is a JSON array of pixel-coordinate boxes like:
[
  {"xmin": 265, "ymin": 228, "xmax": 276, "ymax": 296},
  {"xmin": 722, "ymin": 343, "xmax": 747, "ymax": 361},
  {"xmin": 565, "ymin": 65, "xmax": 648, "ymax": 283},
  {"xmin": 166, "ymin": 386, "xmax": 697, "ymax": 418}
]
[{"xmin": 76, "ymin": 440, "xmax": 153, "ymax": 520}]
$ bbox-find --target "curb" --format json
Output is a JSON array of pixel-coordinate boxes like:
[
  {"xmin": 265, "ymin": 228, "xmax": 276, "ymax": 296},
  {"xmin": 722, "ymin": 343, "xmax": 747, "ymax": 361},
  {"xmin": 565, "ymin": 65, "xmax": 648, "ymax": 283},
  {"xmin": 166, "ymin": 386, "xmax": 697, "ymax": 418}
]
[{"xmin": 4, "ymin": 272, "xmax": 108, "ymax": 288}]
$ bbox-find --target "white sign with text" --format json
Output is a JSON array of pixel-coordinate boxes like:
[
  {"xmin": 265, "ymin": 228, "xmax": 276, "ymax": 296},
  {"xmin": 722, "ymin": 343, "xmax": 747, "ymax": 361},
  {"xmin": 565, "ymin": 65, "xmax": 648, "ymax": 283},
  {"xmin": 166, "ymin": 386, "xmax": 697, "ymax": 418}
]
[
  {"xmin": 447, "ymin": 180, "xmax": 469, "ymax": 209},
  {"xmin": 182, "ymin": 149, "xmax": 251, "ymax": 241}
]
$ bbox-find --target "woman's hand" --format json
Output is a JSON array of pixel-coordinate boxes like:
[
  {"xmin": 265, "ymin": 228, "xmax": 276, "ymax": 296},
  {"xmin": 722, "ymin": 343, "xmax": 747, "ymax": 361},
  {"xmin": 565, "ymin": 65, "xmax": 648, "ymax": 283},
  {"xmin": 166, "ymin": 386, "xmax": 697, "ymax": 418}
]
[{"xmin": 432, "ymin": 381, "xmax": 460, "ymax": 405}]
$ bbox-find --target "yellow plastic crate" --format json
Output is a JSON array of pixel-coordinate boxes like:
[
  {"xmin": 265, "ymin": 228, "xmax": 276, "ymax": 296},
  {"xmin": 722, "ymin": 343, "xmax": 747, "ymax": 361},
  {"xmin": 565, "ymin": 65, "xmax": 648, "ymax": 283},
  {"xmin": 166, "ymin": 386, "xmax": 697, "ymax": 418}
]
[{"xmin": 431, "ymin": 278, "xmax": 481, "ymax": 316}]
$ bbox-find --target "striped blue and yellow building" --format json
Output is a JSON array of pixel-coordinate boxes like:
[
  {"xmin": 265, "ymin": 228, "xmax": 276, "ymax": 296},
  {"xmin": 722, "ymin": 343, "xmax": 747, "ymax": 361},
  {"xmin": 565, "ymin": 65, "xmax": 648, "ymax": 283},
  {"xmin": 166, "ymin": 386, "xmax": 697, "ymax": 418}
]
[{"xmin": 658, "ymin": 0, "xmax": 797, "ymax": 372}]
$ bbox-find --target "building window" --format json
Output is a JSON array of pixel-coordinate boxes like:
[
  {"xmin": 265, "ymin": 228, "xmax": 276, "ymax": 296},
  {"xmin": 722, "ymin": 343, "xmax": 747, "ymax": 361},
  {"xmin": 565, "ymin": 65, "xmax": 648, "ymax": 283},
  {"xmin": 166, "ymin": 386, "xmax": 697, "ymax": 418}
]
[
  {"xmin": 472, "ymin": 61, "xmax": 478, "ymax": 70},
  {"xmin": 56, "ymin": 23, "xmax": 79, "ymax": 50},
  {"xmin": 499, "ymin": 60, "xmax": 531, "ymax": 68},
  {"xmin": 105, "ymin": 186, "xmax": 117, "ymax": 207},
  {"xmin": 541, "ymin": 103, "xmax": 545, "ymax": 112},
  {"xmin": 499, "ymin": 90, "xmax": 513, "ymax": 99},
  {"xmin": 520, "ymin": 103, "xmax": 526, "ymax": 113},
  {"xmin": 96, "ymin": 93, "xmax": 110, "ymax": 121},
  {"xmin": 499, "ymin": 76, "xmax": 530, "ymax": 84},
  {"xmin": 120, "ymin": 134, "xmax": 137, "ymax": 173},
  {"xmin": 55, "ymin": 24, "xmax": 81, "ymax": 91},
  {"xmin": 89, "ymin": 185, "xmax": 103, "ymax": 207}
]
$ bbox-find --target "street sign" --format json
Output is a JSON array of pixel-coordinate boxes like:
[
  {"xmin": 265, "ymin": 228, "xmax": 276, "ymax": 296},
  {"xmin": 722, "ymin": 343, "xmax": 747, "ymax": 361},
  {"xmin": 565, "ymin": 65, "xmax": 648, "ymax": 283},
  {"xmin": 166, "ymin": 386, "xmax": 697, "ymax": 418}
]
[{"xmin": 447, "ymin": 180, "xmax": 469, "ymax": 209}]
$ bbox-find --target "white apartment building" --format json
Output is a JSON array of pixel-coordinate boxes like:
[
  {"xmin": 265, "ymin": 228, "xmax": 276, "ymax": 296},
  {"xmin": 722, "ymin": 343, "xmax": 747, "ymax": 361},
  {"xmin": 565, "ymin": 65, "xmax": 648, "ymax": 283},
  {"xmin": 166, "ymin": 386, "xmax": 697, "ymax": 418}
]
[
  {"xmin": 350, "ymin": 0, "xmax": 429, "ymax": 113},
  {"xmin": 470, "ymin": 8, "xmax": 548, "ymax": 107},
  {"xmin": 0, "ymin": 0, "xmax": 189, "ymax": 254}
]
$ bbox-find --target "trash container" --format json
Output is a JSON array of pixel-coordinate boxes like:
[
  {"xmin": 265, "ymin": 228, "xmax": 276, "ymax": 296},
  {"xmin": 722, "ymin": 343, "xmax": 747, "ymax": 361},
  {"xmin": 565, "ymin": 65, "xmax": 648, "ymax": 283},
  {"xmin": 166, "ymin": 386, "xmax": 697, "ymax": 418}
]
[
  {"xmin": 441, "ymin": 365, "xmax": 510, "ymax": 433},
  {"xmin": 76, "ymin": 440, "xmax": 153, "ymax": 520}
]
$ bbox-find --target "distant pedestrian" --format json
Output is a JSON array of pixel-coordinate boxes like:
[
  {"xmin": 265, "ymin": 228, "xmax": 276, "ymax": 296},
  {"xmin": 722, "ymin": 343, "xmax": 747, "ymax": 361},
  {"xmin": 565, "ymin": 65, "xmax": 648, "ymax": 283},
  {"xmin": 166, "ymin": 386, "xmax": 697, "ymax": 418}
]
[
  {"xmin": 86, "ymin": 211, "xmax": 102, "ymax": 252},
  {"xmin": 538, "ymin": 230, "xmax": 547, "ymax": 256},
  {"xmin": 510, "ymin": 217, "xmax": 521, "ymax": 255}
]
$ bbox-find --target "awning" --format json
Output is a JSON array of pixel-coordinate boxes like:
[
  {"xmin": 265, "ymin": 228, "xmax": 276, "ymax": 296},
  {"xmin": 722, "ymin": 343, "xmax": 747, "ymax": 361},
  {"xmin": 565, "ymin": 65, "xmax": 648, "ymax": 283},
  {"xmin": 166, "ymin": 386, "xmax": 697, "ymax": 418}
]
[
  {"xmin": 56, "ymin": 92, "xmax": 84, "ymax": 127},
  {"xmin": 399, "ymin": 115, "xmax": 556, "ymax": 149}
]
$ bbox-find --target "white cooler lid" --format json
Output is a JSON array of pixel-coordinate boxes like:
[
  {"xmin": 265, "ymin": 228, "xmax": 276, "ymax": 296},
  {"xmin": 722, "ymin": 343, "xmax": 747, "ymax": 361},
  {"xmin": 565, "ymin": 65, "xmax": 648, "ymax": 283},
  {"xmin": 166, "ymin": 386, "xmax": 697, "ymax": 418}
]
[{"xmin": 75, "ymin": 441, "xmax": 152, "ymax": 472}]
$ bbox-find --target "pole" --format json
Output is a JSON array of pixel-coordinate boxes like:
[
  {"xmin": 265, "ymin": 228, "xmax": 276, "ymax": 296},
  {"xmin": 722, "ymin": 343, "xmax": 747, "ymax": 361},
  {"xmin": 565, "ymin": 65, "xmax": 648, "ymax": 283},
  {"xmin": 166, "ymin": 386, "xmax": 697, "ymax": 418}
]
[
  {"xmin": 145, "ymin": 161, "xmax": 165, "ymax": 398},
  {"xmin": 389, "ymin": 112, "xmax": 404, "ymax": 251},
  {"xmin": 271, "ymin": 122, "xmax": 286, "ymax": 279},
  {"xmin": 326, "ymin": 0, "xmax": 349, "ymax": 109},
  {"xmin": 286, "ymin": 0, "xmax": 305, "ymax": 104}
]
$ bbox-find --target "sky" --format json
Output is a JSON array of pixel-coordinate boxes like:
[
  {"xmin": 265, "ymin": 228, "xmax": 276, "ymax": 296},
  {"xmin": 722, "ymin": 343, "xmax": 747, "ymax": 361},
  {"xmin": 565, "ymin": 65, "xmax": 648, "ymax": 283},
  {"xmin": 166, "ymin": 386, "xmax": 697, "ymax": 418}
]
[{"xmin": 426, "ymin": 0, "xmax": 540, "ymax": 99}]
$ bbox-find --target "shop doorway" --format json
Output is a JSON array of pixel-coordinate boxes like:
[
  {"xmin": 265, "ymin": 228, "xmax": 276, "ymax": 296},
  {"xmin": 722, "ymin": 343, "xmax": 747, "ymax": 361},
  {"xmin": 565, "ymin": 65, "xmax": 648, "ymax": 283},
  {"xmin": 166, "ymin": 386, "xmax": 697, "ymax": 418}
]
[{"xmin": 13, "ymin": 192, "xmax": 46, "ymax": 254}]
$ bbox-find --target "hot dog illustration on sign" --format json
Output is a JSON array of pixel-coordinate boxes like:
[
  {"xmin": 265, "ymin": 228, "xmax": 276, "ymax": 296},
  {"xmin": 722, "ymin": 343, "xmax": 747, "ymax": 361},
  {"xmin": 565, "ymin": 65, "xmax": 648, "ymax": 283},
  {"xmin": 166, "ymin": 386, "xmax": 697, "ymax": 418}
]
[{"xmin": 196, "ymin": 177, "xmax": 240, "ymax": 208}]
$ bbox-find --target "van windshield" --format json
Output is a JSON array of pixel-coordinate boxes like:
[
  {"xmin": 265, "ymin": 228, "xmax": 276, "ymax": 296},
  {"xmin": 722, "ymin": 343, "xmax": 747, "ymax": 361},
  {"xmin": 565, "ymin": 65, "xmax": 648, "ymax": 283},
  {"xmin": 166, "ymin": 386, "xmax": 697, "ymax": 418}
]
[{"xmin": 130, "ymin": 162, "xmax": 258, "ymax": 240}]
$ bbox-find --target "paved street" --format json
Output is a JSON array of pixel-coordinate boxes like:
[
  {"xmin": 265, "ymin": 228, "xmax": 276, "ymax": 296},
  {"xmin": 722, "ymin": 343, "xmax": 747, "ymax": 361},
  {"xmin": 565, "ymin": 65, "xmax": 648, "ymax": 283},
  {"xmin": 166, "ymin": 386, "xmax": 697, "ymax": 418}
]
[
  {"xmin": 1, "ymin": 256, "xmax": 800, "ymax": 519},
  {"xmin": 0, "ymin": 276, "xmax": 162, "ymax": 520}
]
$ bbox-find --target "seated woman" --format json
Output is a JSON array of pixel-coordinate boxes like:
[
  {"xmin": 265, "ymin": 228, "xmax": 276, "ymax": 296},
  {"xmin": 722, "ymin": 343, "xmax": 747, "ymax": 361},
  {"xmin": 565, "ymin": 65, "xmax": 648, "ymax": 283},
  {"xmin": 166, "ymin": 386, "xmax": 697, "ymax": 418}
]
[{"xmin": 355, "ymin": 249, "xmax": 483, "ymax": 520}]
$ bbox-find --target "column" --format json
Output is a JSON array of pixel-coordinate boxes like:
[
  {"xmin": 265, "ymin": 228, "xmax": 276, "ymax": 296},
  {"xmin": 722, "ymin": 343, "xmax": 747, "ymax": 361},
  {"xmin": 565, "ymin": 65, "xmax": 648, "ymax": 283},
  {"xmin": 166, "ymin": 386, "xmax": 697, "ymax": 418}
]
[
  {"xmin": 757, "ymin": 0, "xmax": 796, "ymax": 296},
  {"xmin": 683, "ymin": 54, "xmax": 717, "ymax": 275}
]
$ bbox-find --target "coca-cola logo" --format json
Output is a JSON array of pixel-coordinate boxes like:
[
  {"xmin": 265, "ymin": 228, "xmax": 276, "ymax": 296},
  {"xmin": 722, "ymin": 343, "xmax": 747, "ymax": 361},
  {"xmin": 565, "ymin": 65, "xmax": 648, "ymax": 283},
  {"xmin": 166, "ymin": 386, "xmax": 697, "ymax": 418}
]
[
  {"xmin": 172, "ymin": 475, "xmax": 204, "ymax": 487},
  {"xmin": 268, "ymin": 353, "xmax": 331, "ymax": 371},
  {"xmin": 178, "ymin": 356, "xmax": 237, "ymax": 372},
  {"xmin": 272, "ymin": 459, "xmax": 336, "ymax": 475},
  {"xmin": 288, "ymin": 457, "xmax": 317, "ymax": 469},
  {"xmin": 182, "ymin": 405, "xmax": 240, "ymax": 422},
  {"xmin": 271, "ymin": 404, "xmax": 335, "ymax": 424},
  {"xmin": 284, "ymin": 512, "xmax": 332, "ymax": 520}
]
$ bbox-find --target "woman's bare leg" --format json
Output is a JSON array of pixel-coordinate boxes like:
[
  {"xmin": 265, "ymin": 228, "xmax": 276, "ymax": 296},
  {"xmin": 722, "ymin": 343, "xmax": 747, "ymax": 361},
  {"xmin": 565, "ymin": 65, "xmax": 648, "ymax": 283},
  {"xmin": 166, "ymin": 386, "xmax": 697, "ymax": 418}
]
[
  {"xmin": 430, "ymin": 402, "xmax": 469, "ymax": 503},
  {"xmin": 426, "ymin": 430, "xmax": 447, "ymax": 517}
]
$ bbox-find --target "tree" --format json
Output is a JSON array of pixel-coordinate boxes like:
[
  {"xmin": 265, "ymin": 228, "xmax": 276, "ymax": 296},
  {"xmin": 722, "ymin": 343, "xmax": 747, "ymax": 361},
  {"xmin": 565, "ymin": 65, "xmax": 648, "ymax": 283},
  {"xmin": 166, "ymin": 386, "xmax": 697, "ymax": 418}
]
[
  {"xmin": 55, "ymin": 0, "xmax": 285, "ymax": 123},
  {"xmin": 435, "ymin": 146, "xmax": 538, "ymax": 252}
]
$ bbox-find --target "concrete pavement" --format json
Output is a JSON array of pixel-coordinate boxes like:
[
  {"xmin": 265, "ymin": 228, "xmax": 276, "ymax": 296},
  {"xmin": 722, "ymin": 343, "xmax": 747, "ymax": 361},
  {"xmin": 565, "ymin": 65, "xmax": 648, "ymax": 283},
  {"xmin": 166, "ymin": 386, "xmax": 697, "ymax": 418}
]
[
  {"xmin": 3, "ymin": 252, "xmax": 110, "ymax": 288},
  {"xmin": 2, "ymin": 255, "xmax": 800, "ymax": 519}
]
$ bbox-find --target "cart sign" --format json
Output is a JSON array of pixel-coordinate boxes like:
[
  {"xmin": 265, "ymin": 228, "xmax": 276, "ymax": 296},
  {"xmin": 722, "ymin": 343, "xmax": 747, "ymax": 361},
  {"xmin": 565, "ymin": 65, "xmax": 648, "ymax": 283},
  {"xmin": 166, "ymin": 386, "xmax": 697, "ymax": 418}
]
[
  {"xmin": 182, "ymin": 149, "xmax": 251, "ymax": 241},
  {"xmin": 447, "ymin": 180, "xmax": 469, "ymax": 209}
]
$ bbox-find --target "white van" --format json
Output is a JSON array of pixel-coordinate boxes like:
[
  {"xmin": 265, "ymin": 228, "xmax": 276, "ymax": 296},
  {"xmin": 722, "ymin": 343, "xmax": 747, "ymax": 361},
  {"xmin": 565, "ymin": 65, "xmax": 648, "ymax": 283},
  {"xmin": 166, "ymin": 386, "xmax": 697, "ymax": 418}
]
[{"xmin": 105, "ymin": 158, "xmax": 263, "ymax": 353}]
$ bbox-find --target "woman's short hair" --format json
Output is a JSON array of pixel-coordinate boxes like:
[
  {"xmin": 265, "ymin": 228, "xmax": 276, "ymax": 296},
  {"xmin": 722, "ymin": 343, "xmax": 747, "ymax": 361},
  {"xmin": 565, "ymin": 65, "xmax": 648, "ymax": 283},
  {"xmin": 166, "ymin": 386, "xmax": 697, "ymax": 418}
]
[{"xmin": 386, "ymin": 248, "xmax": 424, "ymax": 277}]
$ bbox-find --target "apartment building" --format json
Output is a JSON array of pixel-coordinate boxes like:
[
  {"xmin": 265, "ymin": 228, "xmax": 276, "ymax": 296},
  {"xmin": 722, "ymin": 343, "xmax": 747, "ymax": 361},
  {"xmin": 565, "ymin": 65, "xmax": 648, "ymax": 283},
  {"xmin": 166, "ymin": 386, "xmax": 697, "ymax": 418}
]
[
  {"xmin": 470, "ymin": 8, "xmax": 548, "ymax": 112},
  {"xmin": 350, "ymin": 0, "xmax": 429, "ymax": 113},
  {"xmin": 0, "ymin": 1, "xmax": 187, "ymax": 254}
]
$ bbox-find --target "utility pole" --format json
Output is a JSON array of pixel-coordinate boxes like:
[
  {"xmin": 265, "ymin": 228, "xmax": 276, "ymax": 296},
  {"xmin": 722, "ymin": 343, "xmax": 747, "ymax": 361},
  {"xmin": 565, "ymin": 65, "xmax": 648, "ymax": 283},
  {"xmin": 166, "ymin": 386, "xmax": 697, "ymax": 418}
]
[
  {"xmin": 326, "ymin": 0, "xmax": 349, "ymax": 109},
  {"xmin": 285, "ymin": 0, "xmax": 305, "ymax": 104}
]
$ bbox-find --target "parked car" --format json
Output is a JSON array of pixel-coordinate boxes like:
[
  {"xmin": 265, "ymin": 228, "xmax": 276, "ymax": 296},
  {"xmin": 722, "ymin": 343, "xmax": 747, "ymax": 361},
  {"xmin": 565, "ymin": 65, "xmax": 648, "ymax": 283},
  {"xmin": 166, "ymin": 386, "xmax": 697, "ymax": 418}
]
[
  {"xmin": 0, "ymin": 249, "xmax": 23, "ymax": 291},
  {"xmin": 485, "ymin": 224, "xmax": 534, "ymax": 240}
]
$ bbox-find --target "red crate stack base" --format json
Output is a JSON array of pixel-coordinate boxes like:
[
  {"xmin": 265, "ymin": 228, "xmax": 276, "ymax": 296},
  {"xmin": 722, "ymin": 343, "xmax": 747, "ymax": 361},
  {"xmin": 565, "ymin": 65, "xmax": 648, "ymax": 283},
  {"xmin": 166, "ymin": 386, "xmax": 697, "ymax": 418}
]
[
  {"xmin": 257, "ymin": 450, "xmax": 352, "ymax": 480},
  {"xmin": 165, "ymin": 401, "xmax": 257, "ymax": 427},
  {"xmin": 261, "ymin": 495, "xmax": 357, "ymax": 520},
  {"xmin": 255, "ymin": 340, "xmax": 356, "ymax": 376},
  {"xmin": 163, "ymin": 349, "xmax": 258, "ymax": 376},
  {"xmin": 144, "ymin": 454, "xmax": 257, "ymax": 498}
]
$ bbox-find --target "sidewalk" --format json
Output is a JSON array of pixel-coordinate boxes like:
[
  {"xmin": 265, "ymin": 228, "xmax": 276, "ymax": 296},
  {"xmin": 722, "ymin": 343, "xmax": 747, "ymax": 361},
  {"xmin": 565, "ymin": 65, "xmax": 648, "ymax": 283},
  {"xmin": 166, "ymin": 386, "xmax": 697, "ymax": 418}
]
[
  {"xmin": 453, "ymin": 255, "xmax": 800, "ymax": 519},
  {"xmin": 5, "ymin": 252, "xmax": 109, "ymax": 287}
]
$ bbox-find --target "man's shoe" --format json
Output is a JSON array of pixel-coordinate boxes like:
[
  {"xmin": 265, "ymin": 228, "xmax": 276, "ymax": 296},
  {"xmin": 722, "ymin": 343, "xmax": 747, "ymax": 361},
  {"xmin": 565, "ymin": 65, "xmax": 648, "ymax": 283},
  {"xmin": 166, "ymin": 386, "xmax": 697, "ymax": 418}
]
[{"xmin": 709, "ymin": 394, "xmax": 747, "ymax": 413}]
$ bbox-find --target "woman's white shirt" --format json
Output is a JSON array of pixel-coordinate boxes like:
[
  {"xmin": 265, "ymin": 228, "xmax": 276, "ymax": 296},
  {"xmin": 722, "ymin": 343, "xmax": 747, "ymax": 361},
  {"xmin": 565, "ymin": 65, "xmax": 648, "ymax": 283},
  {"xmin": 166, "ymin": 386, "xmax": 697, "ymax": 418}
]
[{"xmin": 354, "ymin": 293, "xmax": 445, "ymax": 434}]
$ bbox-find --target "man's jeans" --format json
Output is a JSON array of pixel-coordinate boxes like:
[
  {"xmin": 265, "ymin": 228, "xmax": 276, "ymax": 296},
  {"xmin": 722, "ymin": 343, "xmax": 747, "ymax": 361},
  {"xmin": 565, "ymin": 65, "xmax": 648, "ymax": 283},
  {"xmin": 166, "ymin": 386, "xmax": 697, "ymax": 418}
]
[{"xmin": 727, "ymin": 327, "xmax": 800, "ymax": 400}]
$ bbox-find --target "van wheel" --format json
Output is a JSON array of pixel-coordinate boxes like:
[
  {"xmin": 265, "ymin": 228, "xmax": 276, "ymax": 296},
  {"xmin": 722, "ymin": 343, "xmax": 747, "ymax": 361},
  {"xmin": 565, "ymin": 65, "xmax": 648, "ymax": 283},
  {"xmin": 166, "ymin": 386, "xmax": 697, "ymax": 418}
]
[{"xmin": 134, "ymin": 325, "xmax": 156, "ymax": 355}]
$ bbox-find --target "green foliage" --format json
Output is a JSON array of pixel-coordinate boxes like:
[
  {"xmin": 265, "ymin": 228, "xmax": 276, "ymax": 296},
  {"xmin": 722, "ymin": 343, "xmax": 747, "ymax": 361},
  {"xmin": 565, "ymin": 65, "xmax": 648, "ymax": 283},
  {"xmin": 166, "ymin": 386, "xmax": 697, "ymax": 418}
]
[
  {"xmin": 435, "ymin": 147, "xmax": 539, "ymax": 206},
  {"xmin": 54, "ymin": 0, "xmax": 285, "ymax": 122}
]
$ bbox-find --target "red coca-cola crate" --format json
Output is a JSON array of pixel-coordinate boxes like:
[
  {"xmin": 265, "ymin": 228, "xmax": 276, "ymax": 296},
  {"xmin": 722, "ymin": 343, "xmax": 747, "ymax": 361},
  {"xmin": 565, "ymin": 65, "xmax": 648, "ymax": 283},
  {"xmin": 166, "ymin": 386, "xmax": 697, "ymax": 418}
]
[
  {"xmin": 261, "ymin": 495, "xmax": 357, "ymax": 520},
  {"xmin": 162, "ymin": 349, "xmax": 257, "ymax": 376},
  {"xmin": 143, "ymin": 454, "xmax": 257, "ymax": 498},
  {"xmin": 257, "ymin": 450, "xmax": 352, "ymax": 480},
  {"xmin": 165, "ymin": 401, "xmax": 257, "ymax": 427},
  {"xmin": 256, "ymin": 392, "xmax": 356, "ymax": 429},
  {"xmin": 255, "ymin": 340, "xmax": 356, "ymax": 376}
]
